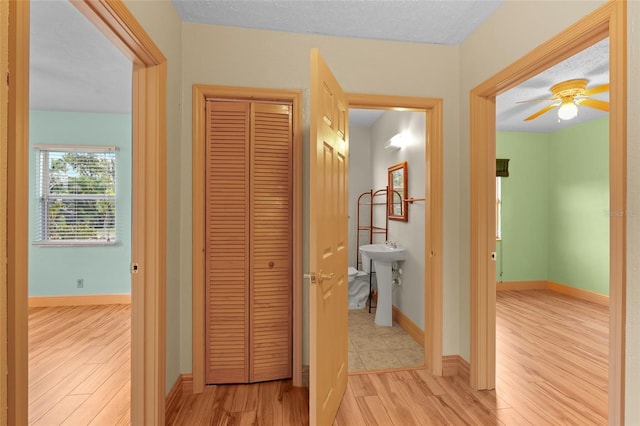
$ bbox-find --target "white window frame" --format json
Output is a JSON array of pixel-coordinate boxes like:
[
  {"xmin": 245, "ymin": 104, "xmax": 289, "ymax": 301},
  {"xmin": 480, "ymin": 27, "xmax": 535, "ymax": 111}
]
[{"xmin": 34, "ymin": 144, "xmax": 118, "ymax": 247}]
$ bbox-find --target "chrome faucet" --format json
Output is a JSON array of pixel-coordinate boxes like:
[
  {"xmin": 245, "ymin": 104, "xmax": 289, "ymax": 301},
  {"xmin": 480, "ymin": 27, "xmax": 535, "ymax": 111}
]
[{"xmin": 385, "ymin": 240, "xmax": 397, "ymax": 248}]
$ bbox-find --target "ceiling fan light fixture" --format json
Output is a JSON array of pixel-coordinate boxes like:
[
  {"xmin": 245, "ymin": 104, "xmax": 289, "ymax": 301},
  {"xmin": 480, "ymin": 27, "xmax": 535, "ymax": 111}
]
[{"xmin": 558, "ymin": 100, "xmax": 578, "ymax": 120}]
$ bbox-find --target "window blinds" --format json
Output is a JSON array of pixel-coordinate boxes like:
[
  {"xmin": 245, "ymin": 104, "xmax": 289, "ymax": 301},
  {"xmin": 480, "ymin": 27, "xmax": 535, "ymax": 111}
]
[{"xmin": 35, "ymin": 146, "xmax": 117, "ymax": 245}]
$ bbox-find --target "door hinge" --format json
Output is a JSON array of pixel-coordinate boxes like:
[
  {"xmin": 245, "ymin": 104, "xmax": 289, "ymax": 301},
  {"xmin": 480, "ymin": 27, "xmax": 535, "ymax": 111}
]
[
  {"xmin": 131, "ymin": 262, "xmax": 139, "ymax": 274},
  {"xmin": 6, "ymin": 72, "xmax": 9, "ymax": 86}
]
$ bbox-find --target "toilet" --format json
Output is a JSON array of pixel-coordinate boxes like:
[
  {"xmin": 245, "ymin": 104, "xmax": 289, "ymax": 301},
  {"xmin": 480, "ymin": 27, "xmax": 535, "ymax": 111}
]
[{"xmin": 348, "ymin": 266, "xmax": 369, "ymax": 309}]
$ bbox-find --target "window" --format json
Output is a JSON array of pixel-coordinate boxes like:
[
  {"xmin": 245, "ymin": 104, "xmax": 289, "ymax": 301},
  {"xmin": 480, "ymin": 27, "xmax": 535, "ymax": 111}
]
[
  {"xmin": 496, "ymin": 177, "xmax": 502, "ymax": 240},
  {"xmin": 35, "ymin": 146, "xmax": 117, "ymax": 245},
  {"xmin": 495, "ymin": 158, "xmax": 508, "ymax": 240}
]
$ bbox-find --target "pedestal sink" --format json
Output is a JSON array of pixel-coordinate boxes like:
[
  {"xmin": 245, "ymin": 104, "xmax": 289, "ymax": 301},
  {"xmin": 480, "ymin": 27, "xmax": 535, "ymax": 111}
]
[{"xmin": 359, "ymin": 243, "xmax": 406, "ymax": 326}]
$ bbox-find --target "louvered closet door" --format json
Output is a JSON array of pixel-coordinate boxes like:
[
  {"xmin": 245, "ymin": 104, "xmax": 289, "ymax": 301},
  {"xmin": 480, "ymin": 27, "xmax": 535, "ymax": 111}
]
[
  {"xmin": 250, "ymin": 103, "xmax": 292, "ymax": 382},
  {"xmin": 205, "ymin": 100, "xmax": 292, "ymax": 385},
  {"xmin": 205, "ymin": 101, "xmax": 250, "ymax": 384}
]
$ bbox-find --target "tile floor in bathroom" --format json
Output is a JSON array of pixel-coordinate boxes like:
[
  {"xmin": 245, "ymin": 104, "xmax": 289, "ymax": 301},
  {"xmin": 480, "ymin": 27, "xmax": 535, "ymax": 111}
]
[{"xmin": 348, "ymin": 308, "xmax": 425, "ymax": 372}]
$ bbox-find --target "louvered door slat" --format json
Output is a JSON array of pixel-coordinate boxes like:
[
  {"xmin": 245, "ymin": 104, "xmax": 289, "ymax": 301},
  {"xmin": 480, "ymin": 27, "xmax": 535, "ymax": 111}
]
[
  {"xmin": 250, "ymin": 103, "xmax": 293, "ymax": 382},
  {"xmin": 205, "ymin": 101, "xmax": 250, "ymax": 384}
]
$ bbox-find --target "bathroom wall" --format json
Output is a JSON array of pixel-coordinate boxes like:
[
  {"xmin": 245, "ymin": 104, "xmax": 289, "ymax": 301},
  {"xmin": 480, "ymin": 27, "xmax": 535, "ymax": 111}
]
[
  {"xmin": 348, "ymin": 124, "xmax": 373, "ymax": 269},
  {"xmin": 371, "ymin": 111, "xmax": 426, "ymax": 329},
  {"xmin": 496, "ymin": 116, "xmax": 609, "ymax": 295},
  {"xmin": 28, "ymin": 110, "xmax": 132, "ymax": 297}
]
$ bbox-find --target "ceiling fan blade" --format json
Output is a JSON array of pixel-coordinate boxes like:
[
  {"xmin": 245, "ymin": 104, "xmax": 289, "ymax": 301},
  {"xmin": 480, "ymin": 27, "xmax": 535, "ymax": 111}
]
[
  {"xmin": 516, "ymin": 98, "xmax": 556, "ymax": 104},
  {"xmin": 576, "ymin": 97, "xmax": 610, "ymax": 112},
  {"xmin": 582, "ymin": 83, "xmax": 609, "ymax": 96},
  {"xmin": 524, "ymin": 103, "xmax": 560, "ymax": 121}
]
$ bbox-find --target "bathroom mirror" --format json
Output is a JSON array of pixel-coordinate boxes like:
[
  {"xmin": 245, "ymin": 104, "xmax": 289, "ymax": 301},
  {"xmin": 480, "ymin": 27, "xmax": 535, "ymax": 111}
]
[{"xmin": 388, "ymin": 161, "xmax": 408, "ymax": 222}]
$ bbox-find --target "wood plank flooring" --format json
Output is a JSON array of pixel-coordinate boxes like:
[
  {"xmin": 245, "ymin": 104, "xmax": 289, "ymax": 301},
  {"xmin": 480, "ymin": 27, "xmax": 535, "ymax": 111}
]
[
  {"xmin": 495, "ymin": 289, "xmax": 608, "ymax": 425},
  {"xmin": 31, "ymin": 290, "xmax": 607, "ymax": 425},
  {"xmin": 167, "ymin": 379, "xmax": 309, "ymax": 425},
  {"xmin": 28, "ymin": 304, "xmax": 131, "ymax": 425},
  {"xmin": 170, "ymin": 289, "xmax": 608, "ymax": 425}
]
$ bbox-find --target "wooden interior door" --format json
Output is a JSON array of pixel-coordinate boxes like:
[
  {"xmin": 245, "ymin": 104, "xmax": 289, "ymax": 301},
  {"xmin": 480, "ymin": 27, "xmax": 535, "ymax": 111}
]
[
  {"xmin": 309, "ymin": 49, "xmax": 349, "ymax": 425},
  {"xmin": 205, "ymin": 101, "xmax": 251, "ymax": 384},
  {"xmin": 205, "ymin": 100, "xmax": 293, "ymax": 385},
  {"xmin": 249, "ymin": 103, "xmax": 293, "ymax": 382}
]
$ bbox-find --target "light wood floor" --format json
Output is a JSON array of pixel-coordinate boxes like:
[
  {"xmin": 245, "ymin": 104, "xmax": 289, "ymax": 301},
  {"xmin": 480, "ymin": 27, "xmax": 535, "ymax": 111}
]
[
  {"xmin": 28, "ymin": 304, "xmax": 131, "ymax": 425},
  {"xmin": 171, "ymin": 289, "xmax": 608, "ymax": 425},
  {"xmin": 31, "ymin": 291, "xmax": 607, "ymax": 425},
  {"xmin": 495, "ymin": 289, "xmax": 608, "ymax": 425}
]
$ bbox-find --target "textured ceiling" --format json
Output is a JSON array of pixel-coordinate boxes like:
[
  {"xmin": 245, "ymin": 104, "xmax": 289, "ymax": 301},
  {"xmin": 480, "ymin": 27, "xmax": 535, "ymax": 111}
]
[
  {"xmin": 496, "ymin": 38, "xmax": 609, "ymax": 133},
  {"xmin": 30, "ymin": 1, "xmax": 609, "ymax": 134},
  {"xmin": 172, "ymin": 0, "xmax": 504, "ymax": 45},
  {"xmin": 30, "ymin": 0, "xmax": 131, "ymax": 114}
]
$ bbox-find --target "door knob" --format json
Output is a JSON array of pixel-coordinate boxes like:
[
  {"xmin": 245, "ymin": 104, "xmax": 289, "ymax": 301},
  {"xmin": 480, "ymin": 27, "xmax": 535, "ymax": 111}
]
[
  {"xmin": 319, "ymin": 271, "xmax": 335, "ymax": 282},
  {"xmin": 307, "ymin": 271, "xmax": 335, "ymax": 285}
]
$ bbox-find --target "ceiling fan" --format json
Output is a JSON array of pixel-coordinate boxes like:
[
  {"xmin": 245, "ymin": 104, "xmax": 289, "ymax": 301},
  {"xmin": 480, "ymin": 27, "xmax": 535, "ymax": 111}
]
[{"xmin": 519, "ymin": 79, "xmax": 609, "ymax": 121}]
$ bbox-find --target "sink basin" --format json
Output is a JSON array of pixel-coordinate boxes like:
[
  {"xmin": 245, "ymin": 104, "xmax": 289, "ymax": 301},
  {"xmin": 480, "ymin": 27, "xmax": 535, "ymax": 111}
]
[
  {"xmin": 358, "ymin": 243, "xmax": 406, "ymax": 263},
  {"xmin": 359, "ymin": 244, "xmax": 406, "ymax": 326}
]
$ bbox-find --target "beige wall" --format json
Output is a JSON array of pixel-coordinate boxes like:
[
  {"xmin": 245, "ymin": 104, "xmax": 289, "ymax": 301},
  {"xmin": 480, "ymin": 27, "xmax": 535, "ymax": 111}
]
[
  {"xmin": 122, "ymin": 0, "xmax": 183, "ymax": 392},
  {"xmin": 180, "ymin": 23, "xmax": 462, "ymax": 368}
]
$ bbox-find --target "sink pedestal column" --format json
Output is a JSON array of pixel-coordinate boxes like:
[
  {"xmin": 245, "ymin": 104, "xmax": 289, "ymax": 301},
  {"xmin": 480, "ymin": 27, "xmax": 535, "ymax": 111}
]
[{"xmin": 373, "ymin": 260, "xmax": 393, "ymax": 326}]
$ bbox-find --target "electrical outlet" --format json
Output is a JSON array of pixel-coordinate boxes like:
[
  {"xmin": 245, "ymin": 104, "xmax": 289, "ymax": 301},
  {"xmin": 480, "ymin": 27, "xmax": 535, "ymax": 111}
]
[{"xmin": 77, "ymin": 278, "xmax": 84, "ymax": 288}]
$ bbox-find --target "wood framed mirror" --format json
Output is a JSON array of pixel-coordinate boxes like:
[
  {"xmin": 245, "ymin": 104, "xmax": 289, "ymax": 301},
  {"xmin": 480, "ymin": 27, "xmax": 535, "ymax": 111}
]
[{"xmin": 388, "ymin": 161, "xmax": 408, "ymax": 221}]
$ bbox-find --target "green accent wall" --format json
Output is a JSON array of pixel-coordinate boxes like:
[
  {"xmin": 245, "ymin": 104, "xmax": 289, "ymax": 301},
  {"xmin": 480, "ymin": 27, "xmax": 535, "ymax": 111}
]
[
  {"xmin": 547, "ymin": 118, "xmax": 609, "ymax": 295},
  {"xmin": 496, "ymin": 131, "xmax": 549, "ymax": 282},
  {"xmin": 29, "ymin": 110, "xmax": 132, "ymax": 296},
  {"xmin": 497, "ymin": 117, "xmax": 609, "ymax": 296}
]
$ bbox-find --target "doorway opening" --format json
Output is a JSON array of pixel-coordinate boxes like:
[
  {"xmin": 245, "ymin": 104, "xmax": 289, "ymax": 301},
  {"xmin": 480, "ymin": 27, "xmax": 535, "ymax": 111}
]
[
  {"xmin": 27, "ymin": 1, "xmax": 133, "ymax": 423},
  {"xmin": 347, "ymin": 94, "xmax": 444, "ymax": 376},
  {"xmin": 6, "ymin": 1, "xmax": 167, "ymax": 424},
  {"xmin": 469, "ymin": 1, "xmax": 625, "ymax": 423},
  {"xmin": 492, "ymin": 37, "xmax": 610, "ymax": 423},
  {"xmin": 347, "ymin": 107, "xmax": 426, "ymax": 372}
]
